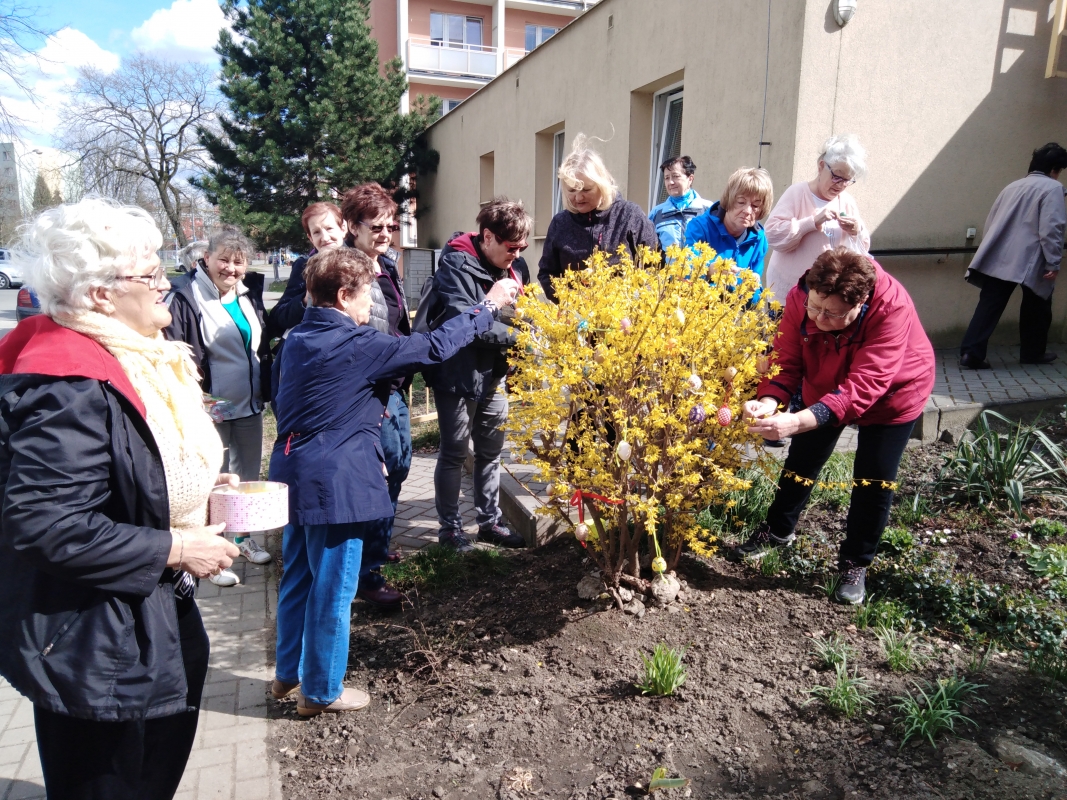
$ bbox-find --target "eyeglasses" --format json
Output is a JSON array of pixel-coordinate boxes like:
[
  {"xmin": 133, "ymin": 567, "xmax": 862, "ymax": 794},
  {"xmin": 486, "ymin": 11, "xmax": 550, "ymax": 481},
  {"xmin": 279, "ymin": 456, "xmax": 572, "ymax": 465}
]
[
  {"xmin": 504, "ymin": 241, "xmax": 529, "ymax": 254},
  {"xmin": 116, "ymin": 265, "xmax": 168, "ymax": 290},
  {"xmin": 805, "ymin": 301, "xmax": 855, "ymax": 320},
  {"xmin": 826, "ymin": 165, "xmax": 856, "ymax": 186},
  {"xmin": 358, "ymin": 220, "xmax": 401, "ymax": 234}
]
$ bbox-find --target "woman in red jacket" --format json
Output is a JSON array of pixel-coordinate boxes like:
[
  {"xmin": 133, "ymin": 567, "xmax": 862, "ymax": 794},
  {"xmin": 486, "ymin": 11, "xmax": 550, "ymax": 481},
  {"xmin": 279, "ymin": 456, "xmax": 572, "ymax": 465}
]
[{"xmin": 740, "ymin": 248, "xmax": 935, "ymax": 604}]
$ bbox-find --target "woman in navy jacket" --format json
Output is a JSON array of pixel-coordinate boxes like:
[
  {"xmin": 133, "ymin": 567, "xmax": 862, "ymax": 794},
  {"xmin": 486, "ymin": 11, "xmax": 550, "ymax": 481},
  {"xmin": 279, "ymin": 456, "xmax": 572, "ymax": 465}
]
[{"xmin": 268, "ymin": 247, "xmax": 517, "ymax": 716}]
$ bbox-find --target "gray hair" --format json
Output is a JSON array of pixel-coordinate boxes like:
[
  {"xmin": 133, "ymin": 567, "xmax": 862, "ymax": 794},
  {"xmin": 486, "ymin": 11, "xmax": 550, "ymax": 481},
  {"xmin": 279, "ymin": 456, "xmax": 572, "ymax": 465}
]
[
  {"xmin": 206, "ymin": 225, "xmax": 253, "ymax": 261},
  {"xmin": 16, "ymin": 197, "xmax": 162, "ymax": 317},
  {"xmin": 179, "ymin": 240, "xmax": 207, "ymax": 270},
  {"xmin": 817, "ymin": 134, "xmax": 868, "ymax": 180}
]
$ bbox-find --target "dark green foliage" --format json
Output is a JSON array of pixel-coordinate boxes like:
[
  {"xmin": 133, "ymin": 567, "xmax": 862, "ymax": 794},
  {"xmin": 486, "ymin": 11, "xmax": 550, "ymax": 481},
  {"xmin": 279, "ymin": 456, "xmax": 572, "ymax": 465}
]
[
  {"xmin": 1031, "ymin": 517, "xmax": 1067, "ymax": 539},
  {"xmin": 199, "ymin": 0, "xmax": 440, "ymax": 248},
  {"xmin": 934, "ymin": 410, "xmax": 1067, "ymax": 519}
]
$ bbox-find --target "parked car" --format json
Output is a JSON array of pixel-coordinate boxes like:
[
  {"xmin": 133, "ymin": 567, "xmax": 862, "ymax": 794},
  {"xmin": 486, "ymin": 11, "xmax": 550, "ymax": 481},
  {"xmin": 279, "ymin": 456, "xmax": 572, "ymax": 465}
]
[
  {"xmin": 0, "ymin": 249, "xmax": 22, "ymax": 290},
  {"xmin": 15, "ymin": 288, "xmax": 40, "ymax": 321}
]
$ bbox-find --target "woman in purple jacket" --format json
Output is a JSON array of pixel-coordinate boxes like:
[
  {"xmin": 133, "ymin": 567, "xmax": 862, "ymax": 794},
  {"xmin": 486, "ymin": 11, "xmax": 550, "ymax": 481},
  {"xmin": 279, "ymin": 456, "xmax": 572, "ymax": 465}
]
[{"xmin": 268, "ymin": 248, "xmax": 517, "ymax": 717}]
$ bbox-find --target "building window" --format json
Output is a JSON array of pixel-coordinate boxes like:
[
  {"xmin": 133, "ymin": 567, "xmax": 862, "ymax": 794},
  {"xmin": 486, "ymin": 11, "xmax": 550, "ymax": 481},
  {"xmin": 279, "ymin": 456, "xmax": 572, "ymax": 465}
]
[
  {"xmin": 431, "ymin": 12, "xmax": 484, "ymax": 50},
  {"xmin": 479, "ymin": 152, "xmax": 495, "ymax": 205},
  {"xmin": 441, "ymin": 98, "xmax": 463, "ymax": 116},
  {"xmin": 650, "ymin": 87, "xmax": 683, "ymax": 207},
  {"xmin": 552, "ymin": 129, "xmax": 566, "ymax": 215},
  {"xmin": 525, "ymin": 24, "xmax": 558, "ymax": 52}
]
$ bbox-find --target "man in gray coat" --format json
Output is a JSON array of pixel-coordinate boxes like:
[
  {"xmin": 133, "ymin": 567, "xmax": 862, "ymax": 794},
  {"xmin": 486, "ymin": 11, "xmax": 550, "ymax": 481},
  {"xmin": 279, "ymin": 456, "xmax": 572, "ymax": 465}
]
[{"xmin": 959, "ymin": 143, "xmax": 1067, "ymax": 368}]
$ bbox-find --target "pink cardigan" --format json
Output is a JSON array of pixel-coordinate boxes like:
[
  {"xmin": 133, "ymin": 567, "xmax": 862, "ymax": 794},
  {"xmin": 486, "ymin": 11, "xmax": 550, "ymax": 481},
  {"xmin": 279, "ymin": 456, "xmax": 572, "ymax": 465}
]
[{"xmin": 764, "ymin": 181, "xmax": 870, "ymax": 302}]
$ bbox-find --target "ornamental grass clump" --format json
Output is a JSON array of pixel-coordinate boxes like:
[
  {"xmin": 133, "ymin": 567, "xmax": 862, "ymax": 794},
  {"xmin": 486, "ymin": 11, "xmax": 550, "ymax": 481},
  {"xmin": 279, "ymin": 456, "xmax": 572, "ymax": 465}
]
[
  {"xmin": 892, "ymin": 676, "xmax": 984, "ymax": 747},
  {"xmin": 803, "ymin": 661, "xmax": 875, "ymax": 718},
  {"xmin": 636, "ymin": 643, "xmax": 687, "ymax": 697},
  {"xmin": 506, "ymin": 243, "xmax": 779, "ymax": 596}
]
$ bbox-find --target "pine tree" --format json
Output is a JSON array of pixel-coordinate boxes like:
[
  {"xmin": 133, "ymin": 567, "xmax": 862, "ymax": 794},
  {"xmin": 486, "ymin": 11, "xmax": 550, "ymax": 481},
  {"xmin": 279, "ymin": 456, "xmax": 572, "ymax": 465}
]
[
  {"xmin": 31, "ymin": 173, "xmax": 53, "ymax": 213},
  {"xmin": 198, "ymin": 0, "xmax": 439, "ymax": 249}
]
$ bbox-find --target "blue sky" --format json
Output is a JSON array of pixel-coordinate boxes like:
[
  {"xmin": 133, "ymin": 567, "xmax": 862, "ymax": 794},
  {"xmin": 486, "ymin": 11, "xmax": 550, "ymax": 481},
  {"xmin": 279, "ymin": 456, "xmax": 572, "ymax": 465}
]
[{"xmin": 2, "ymin": 0, "xmax": 227, "ymax": 146}]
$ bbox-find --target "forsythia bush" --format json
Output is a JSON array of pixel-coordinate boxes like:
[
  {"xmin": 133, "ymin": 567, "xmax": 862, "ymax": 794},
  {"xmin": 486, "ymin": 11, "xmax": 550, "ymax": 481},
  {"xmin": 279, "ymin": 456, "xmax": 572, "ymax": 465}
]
[{"xmin": 506, "ymin": 243, "xmax": 780, "ymax": 592}]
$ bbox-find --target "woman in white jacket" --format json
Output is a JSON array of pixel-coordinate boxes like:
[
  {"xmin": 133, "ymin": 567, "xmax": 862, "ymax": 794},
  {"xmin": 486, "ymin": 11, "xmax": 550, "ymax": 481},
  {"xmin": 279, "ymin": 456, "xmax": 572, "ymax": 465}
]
[{"xmin": 764, "ymin": 135, "xmax": 871, "ymax": 303}]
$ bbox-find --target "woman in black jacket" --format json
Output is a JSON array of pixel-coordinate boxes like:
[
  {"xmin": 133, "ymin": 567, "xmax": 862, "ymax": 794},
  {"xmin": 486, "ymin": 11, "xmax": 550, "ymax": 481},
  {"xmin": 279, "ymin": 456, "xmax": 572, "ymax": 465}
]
[
  {"xmin": 538, "ymin": 134, "xmax": 659, "ymax": 303},
  {"xmin": 0, "ymin": 199, "xmax": 238, "ymax": 800}
]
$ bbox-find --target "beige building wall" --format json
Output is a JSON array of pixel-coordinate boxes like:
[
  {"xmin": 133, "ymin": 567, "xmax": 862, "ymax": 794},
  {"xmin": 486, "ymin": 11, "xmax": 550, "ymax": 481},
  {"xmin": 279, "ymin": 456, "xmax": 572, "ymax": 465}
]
[{"xmin": 420, "ymin": 0, "xmax": 1067, "ymax": 347}]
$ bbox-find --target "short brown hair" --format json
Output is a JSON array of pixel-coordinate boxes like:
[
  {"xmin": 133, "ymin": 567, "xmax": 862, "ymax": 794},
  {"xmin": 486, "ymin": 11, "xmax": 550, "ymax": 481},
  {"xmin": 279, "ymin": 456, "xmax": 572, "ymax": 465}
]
[
  {"xmin": 805, "ymin": 248, "xmax": 876, "ymax": 306},
  {"xmin": 305, "ymin": 248, "xmax": 376, "ymax": 307},
  {"xmin": 340, "ymin": 183, "xmax": 398, "ymax": 228},
  {"xmin": 301, "ymin": 202, "xmax": 342, "ymax": 236},
  {"xmin": 476, "ymin": 197, "xmax": 532, "ymax": 243}
]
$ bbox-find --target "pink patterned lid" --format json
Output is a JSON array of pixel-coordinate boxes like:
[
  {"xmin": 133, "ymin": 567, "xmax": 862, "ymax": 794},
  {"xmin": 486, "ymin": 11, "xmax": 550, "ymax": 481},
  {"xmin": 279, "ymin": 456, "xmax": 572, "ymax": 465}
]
[{"xmin": 209, "ymin": 481, "xmax": 289, "ymax": 533}]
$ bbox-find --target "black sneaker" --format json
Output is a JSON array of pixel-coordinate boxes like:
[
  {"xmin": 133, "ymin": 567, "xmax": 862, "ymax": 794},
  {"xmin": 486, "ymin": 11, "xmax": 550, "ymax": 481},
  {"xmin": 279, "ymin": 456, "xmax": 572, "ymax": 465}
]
[
  {"xmin": 835, "ymin": 562, "xmax": 867, "ymax": 604},
  {"xmin": 438, "ymin": 528, "xmax": 475, "ymax": 552},
  {"xmin": 477, "ymin": 523, "xmax": 526, "ymax": 548},
  {"xmin": 733, "ymin": 523, "xmax": 795, "ymax": 559}
]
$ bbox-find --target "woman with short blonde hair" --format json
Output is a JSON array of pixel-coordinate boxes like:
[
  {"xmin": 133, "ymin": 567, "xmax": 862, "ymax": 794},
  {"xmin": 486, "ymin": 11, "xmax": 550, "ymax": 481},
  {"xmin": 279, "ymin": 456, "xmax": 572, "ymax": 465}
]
[
  {"xmin": 537, "ymin": 134, "xmax": 658, "ymax": 303},
  {"xmin": 685, "ymin": 166, "xmax": 774, "ymax": 301}
]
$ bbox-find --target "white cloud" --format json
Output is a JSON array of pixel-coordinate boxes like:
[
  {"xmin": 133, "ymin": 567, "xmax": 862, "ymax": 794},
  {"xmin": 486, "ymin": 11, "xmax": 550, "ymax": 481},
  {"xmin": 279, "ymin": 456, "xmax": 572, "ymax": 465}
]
[
  {"xmin": 0, "ymin": 28, "xmax": 121, "ymax": 145},
  {"xmin": 131, "ymin": 0, "xmax": 228, "ymax": 61}
]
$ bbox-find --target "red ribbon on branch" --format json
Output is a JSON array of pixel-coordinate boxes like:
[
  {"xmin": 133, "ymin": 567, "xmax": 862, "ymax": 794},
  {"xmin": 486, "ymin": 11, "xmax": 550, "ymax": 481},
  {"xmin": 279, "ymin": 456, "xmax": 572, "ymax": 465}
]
[{"xmin": 568, "ymin": 489, "xmax": 624, "ymax": 523}]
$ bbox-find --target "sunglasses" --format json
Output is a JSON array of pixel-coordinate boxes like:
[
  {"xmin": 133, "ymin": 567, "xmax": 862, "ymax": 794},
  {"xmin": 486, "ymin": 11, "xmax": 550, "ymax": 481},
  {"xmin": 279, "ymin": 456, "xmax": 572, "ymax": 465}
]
[
  {"xmin": 116, "ymin": 265, "xmax": 168, "ymax": 290},
  {"xmin": 504, "ymin": 241, "xmax": 529, "ymax": 254},
  {"xmin": 358, "ymin": 220, "xmax": 401, "ymax": 234}
]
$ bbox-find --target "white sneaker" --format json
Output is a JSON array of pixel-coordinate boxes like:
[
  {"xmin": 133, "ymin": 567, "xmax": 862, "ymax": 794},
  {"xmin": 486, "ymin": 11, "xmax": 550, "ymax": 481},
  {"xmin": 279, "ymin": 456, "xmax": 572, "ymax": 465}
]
[
  {"xmin": 238, "ymin": 538, "xmax": 272, "ymax": 565},
  {"xmin": 209, "ymin": 568, "xmax": 240, "ymax": 587}
]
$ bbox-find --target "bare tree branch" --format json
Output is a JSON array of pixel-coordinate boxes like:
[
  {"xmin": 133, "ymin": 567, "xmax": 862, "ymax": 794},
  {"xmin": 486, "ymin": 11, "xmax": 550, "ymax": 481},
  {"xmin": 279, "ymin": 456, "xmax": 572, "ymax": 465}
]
[
  {"xmin": 0, "ymin": 2, "xmax": 56, "ymax": 137},
  {"xmin": 59, "ymin": 54, "xmax": 222, "ymax": 246}
]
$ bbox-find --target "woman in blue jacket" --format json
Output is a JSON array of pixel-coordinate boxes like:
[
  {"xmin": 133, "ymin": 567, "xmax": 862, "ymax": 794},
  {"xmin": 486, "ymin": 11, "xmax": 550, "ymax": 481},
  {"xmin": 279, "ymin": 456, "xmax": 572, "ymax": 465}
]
[
  {"xmin": 268, "ymin": 247, "xmax": 517, "ymax": 717},
  {"xmin": 685, "ymin": 167, "xmax": 774, "ymax": 301}
]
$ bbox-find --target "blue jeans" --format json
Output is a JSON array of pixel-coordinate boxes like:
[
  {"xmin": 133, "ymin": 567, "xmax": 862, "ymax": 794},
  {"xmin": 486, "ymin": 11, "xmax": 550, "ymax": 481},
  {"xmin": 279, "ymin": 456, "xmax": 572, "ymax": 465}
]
[
  {"xmin": 359, "ymin": 390, "xmax": 412, "ymax": 590},
  {"xmin": 275, "ymin": 522, "xmax": 380, "ymax": 705}
]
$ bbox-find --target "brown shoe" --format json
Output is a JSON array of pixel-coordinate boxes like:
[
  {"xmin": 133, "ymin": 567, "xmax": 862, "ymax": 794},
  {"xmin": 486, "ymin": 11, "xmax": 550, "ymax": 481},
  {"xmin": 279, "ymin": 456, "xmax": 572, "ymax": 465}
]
[
  {"xmin": 355, "ymin": 584, "xmax": 404, "ymax": 609},
  {"xmin": 297, "ymin": 688, "xmax": 371, "ymax": 717},
  {"xmin": 271, "ymin": 679, "xmax": 300, "ymax": 699}
]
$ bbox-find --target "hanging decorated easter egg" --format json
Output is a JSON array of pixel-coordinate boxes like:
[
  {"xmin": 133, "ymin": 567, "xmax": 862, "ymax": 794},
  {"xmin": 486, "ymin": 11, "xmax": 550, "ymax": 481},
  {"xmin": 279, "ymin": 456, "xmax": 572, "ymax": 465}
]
[
  {"xmin": 687, "ymin": 373, "xmax": 702, "ymax": 392},
  {"xmin": 651, "ymin": 556, "xmax": 667, "ymax": 574},
  {"xmin": 616, "ymin": 440, "xmax": 632, "ymax": 460},
  {"xmin": 577, "ymin": 319, "xmax": 589, "ymax": 332},
  {"xmin": 620, "ymin": 317, "xmax": 632, "ymax": 333},
  {"xmin": 666, "ymin": 337, "xmax": 678, "ymax": 353},
  {"xmin": 594, "ymin": 345, "xmax": 607, "ymax": 364},
  {"xmin": 723, "ymin": 366, "xmax": 738, "ymax": 381},
  {"xmin": 575, "ymin": 523, "xmax": 589, "ymax": 542},
  {"xmin": 675, "ymin": 307, "xmax": 686, "ymax": 325},
  {"xmin": 689, "ymin": 404, "xmax": 707, "ymax": 424},
  {"xmin": 717, "ymin": 405, "xmax": 733, "ymax": 426}
]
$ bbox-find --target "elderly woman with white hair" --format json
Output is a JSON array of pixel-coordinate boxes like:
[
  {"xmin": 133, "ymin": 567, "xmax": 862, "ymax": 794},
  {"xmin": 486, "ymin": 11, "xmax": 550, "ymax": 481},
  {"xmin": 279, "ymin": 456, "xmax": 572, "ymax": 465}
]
[
  {"xmin": 0, "ymin": 198, "xmax": 239, "ymax": 799},
  {"xmin": 537, "ymin": 134, "xmax": 658, "ymax": 303},
  {"xmin": 764, "ymin": 134, "xmax": 871, "ymax": 303}
]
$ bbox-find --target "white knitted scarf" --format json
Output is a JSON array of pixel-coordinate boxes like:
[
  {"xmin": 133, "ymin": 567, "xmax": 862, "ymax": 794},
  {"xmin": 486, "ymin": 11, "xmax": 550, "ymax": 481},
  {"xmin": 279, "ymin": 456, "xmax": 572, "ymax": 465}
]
[{"xmin": 55, "ymin": 311, "xmax": 224, "ymax": 532}]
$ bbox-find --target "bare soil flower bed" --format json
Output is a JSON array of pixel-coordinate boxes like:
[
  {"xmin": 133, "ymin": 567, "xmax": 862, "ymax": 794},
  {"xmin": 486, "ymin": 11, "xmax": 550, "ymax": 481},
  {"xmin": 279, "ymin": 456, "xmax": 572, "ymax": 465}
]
[{"xmin": 267, "ymin": 442, "xmax": 1067, "ymax": 799}]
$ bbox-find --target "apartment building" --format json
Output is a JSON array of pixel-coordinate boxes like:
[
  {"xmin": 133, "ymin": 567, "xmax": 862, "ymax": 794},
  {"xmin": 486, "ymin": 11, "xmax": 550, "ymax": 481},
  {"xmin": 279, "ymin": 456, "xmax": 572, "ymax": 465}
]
[
  {"xmin": 369, "ymin": 0, "xmax": 598, "ymax": 114},
  {"xmin": 0, "ymin": 144, "xmax": 21, "ymax": 245},
  {"xmin": 418, "ymin": 0, "xmax": 1067, "ymax": 348}
]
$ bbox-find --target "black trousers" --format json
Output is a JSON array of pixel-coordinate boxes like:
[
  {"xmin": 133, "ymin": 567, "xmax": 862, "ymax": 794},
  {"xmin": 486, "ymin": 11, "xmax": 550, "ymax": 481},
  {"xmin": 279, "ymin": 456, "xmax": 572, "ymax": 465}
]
[
  {"xmin": 959, "ymin": 274, "xmax": 1053, "ymax": 362},
  {"xmin": 766, "ymin": 418, "xmax": 917, "ymax": 568},
  {"xmin": 34, "ymin": 597, "xmax": 210, "ymax": 800}
]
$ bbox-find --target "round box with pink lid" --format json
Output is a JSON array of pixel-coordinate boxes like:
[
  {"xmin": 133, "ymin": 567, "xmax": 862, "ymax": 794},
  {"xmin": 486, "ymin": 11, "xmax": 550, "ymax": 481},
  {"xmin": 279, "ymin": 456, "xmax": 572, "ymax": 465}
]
[{"xmin": 209, "ymin": 481, "xmax": 289, "ymax": 533}]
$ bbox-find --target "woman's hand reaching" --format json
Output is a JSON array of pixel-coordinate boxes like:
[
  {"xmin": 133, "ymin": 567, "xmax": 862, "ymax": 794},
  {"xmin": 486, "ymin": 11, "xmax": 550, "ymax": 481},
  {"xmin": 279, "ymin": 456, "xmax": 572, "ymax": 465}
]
[{"xmin": 485, "ymin": 278, "xmax": 520, "ymax": 308}]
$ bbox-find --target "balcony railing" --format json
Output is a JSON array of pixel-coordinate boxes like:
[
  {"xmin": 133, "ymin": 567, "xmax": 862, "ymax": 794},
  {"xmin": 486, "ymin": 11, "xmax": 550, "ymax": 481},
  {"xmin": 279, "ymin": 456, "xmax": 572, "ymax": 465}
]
[{"xmin": 407, "ymin": 36, "xmax": 527, "ymax": 80}]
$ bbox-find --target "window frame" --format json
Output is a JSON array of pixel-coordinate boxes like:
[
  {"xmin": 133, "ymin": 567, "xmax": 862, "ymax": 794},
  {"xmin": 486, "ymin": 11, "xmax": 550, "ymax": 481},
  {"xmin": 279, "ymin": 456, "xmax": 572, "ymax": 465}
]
[
  {"xmin": 431, "ymin": 11, "xmax": 485, "ymax": 50},
  {"xmin": 648, "ymin": 83, "xmax": 685, "ymax": 209},
  {"xmin": 552, "ymin": 129, "xmax": 566, "ymax": 215},
  {"xmin": 524, "ymin": 23, "xmax": 558, "ymax": 52}
]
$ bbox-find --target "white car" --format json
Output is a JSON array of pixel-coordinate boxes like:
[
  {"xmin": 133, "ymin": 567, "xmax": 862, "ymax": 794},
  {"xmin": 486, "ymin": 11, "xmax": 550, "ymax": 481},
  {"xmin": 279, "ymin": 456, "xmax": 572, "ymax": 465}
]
[{"xmin": 0, "ymin": 249, "xmax": 23, "ymax": 289}]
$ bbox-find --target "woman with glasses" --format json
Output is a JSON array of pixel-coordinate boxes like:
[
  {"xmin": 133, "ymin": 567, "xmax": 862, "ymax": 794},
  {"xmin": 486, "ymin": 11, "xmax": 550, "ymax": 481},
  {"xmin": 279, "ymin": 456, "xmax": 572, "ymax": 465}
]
[
  {"xmin": 0, "ymin": 199, "xmax": 240, "ymax": 798},
  {"xmin": 738, "ymin": 248, "xmax": 934, "ymax": 606},
  {"xmin": 420, "ymin": 197, "xmax": 532, "ymax": 551},
  {"xmin": 764, "ymin": 134, "xmax": 870, "ymax": 303},
  {"xmin": 165, "ymin": 226, "xmax": 272, "ymax": 586}
]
